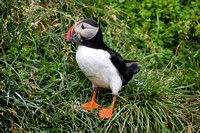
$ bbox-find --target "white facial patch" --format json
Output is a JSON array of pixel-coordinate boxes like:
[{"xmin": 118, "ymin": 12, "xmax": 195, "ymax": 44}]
[{"xmin": 75, "ymin": 22, "xmax": 99, "ymax": 40}]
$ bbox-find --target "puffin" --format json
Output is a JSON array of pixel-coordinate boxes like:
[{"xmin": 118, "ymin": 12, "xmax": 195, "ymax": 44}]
[{"xmin": 66, "ymin": 18, "xmax": 140, "ymax": 118}]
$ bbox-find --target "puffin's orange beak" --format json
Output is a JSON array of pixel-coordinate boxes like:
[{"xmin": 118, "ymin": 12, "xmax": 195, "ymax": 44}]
[{"xmin": 66, "ymin": 25, "xmax": 74, "ymax": 41}]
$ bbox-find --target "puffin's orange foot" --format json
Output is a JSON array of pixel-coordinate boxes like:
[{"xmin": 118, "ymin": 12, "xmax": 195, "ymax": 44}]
[
  {"xmin": 99, "ymin": 108, "xmax": 113, "ymax": 118},
  {"xmin": 81, "ymin": 101, "xmax": 100, "ymax": 111}
]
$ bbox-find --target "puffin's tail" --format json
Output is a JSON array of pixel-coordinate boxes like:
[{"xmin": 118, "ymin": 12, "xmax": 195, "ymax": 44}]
[{"xmin": 123, "ymin": 63, "xmax": 140, "ymax": 85}]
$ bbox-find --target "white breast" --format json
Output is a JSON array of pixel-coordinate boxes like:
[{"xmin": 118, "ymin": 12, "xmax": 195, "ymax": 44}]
[{"xmin": 76, "ymin": 46, "xmax": 122, "ymax": 92}]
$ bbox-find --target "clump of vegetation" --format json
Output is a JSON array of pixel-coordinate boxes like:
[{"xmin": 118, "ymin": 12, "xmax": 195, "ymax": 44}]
[{"xmin": 0, "ymin": 0, "xmax": 199, "ymax": 132}]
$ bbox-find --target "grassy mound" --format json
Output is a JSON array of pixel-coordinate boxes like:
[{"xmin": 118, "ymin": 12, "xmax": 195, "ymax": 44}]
[{"xmin": 0, "ymin": 0, "xmax": 199, "ymax": 132}]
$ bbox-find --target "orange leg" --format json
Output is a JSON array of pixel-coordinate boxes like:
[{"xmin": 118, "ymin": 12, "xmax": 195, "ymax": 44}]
[
  {"xmin": 81, "ymin": 91, "xmax": 100, "ymax": 111},
  {"xmin": 99, "ymin": 96, "xmax": 116, "ymax": 118}
]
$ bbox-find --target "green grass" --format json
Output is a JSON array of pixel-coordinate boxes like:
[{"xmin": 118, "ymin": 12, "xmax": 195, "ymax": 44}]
[{"xmin": 0, "ymin": 0, "xmax": 200, "ymax": 132}]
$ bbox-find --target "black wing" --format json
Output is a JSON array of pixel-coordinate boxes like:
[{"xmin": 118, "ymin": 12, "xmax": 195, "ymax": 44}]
[
  {"xmin": 102, "ymin": 45, "xmax": 140, "ymax": 84},
  {"xmin": 124, "ymin": 59, "xmax": 139, "ymax": 63},
  {"xmin": 102, "ymin": 46, "xmax": 127, "ymax": 78},
  {"xmin": 110, "ymin": 51, "xmax": 127, "ymax": 77}
]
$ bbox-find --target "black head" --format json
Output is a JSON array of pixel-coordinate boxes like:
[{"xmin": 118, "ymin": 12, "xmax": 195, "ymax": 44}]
[{"xmin": 66, "ymin": 18, "xmax": 102, "ymax": 41}]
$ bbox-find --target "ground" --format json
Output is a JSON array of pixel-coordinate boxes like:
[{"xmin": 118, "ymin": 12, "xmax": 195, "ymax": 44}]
[{"xmin": 0, "ymin": 0, "xmax": 199, "ymax": 132}]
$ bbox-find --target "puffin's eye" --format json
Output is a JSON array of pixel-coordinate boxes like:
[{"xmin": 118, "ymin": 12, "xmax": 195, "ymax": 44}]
[{"xmin": 81, "ymin": 24, "xmax": 85, "ymax": 29}]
